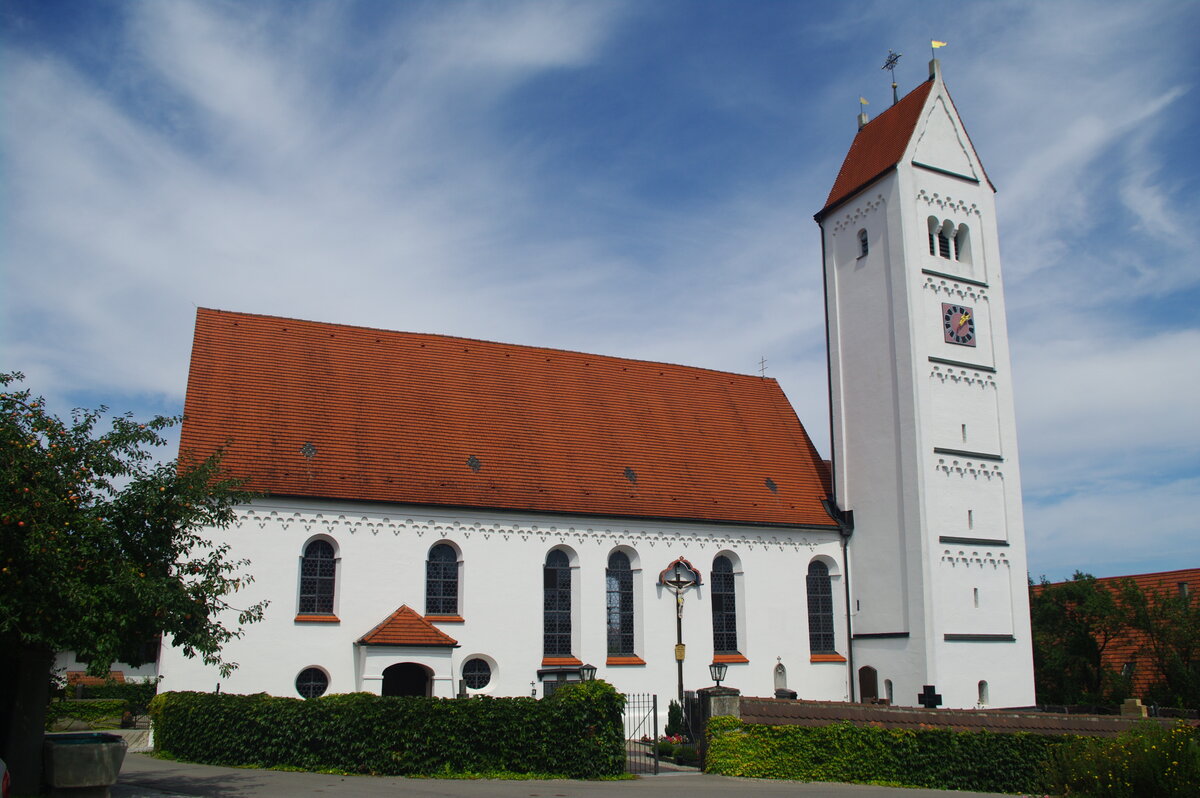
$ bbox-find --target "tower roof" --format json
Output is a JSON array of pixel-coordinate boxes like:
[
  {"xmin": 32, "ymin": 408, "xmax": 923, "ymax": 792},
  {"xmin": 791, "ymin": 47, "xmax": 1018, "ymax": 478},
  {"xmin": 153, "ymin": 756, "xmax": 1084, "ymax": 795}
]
[
  {"xmin": 817, "ymin": 64, "xmax": 994, "ymax": 221},
  {"xmin": 180, "ymin": 308, "xmax": 838, "ymax": 528},
  {"xmin": 818, "ymin": 78, "xmax": 934, "ymax": 218}
]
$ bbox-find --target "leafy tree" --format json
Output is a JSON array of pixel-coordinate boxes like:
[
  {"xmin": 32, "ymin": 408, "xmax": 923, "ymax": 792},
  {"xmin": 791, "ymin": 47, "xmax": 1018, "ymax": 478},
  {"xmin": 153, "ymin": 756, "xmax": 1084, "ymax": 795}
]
[
  {"xmin": 1116, "ymin": 578, "xmax": 1200, "ymax": 708},
  {"xmin": 0, "ymin": 372, "xmax": 265, "ymax": 793},
  {"xmin": 1029, "ymin": 572, "xmax": 1129, "ymax": 705}
]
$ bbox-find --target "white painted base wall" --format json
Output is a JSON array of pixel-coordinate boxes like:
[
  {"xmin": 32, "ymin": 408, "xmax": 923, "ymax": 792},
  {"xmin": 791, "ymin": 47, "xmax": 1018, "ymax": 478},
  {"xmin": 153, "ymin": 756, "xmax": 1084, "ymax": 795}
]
[{"xmin": 157, "ymin": 497, "xmax": 850, "ymax": 708}]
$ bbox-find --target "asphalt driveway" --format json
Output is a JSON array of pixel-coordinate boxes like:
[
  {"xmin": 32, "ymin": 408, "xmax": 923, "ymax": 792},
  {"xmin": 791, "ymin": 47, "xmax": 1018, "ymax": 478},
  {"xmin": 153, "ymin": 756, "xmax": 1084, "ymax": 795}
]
[{"xmin": 113, "ymin": 753, "xmax": 1020, "ymax": 798}]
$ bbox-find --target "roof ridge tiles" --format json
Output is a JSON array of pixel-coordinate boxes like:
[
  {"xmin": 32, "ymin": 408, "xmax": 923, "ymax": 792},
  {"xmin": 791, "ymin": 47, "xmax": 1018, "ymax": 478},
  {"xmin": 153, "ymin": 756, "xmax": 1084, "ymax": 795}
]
[{"xmin": 196, "ymin": 307, "xmax": 777, "ymax": 382}]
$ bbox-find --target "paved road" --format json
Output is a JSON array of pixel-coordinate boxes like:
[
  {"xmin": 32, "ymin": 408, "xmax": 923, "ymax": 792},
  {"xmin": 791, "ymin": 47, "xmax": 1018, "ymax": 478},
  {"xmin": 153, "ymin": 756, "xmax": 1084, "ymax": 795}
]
[{"xmin": 114, "ymin": 754, "xmax": 1019, "ymax": 798}]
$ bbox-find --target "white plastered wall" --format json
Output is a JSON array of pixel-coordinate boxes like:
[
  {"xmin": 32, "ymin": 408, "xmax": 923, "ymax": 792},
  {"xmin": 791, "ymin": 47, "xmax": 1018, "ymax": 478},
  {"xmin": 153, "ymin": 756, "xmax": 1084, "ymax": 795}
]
[{"xmin": 157, "ymin": 497, "xmax": 848, "ymax": 709}]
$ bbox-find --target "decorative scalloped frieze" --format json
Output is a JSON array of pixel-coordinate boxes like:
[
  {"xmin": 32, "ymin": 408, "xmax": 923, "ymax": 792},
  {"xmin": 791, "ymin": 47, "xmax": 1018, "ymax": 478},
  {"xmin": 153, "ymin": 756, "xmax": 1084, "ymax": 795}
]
[
  {"xmin": 237, "ymin": 507, "xmax": 828, "ymax": 553},
  {"xmin": 940, "ymin": 549, "xmax": 1010, "ymax": 568},
  {"xmin": 916, "ymin": 189, "xmax": 980, "ymax": 217},
  {"xmin": 934, "ymin": 459, "xmax": 1004, "ymax": 480},
  {"xmin": 831, "ymin": 194, "xmax": 886, "ymax": 233},
  {"xmin": 922, "ymin": 276, "xmax": 987, "ymax": 302},
  {"xmin": 929, "ymin": 366, "xmax": 997, "ymax": 389}
]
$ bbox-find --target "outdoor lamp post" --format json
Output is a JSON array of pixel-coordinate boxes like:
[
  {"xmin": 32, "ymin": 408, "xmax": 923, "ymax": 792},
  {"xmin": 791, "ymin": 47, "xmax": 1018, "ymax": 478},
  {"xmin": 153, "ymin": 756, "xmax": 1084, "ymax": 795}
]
[
  {"xmin": 580, "ymin": 663, "xmax": 597, "ymax": 682},
  {"xmin": 709, "ymin": 662, "xmax": 728, "ymax": 688}
]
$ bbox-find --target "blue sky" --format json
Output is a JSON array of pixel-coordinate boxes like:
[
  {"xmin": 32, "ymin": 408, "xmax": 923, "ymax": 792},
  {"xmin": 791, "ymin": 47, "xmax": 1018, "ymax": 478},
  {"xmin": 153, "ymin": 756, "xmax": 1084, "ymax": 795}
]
[{"xmin": 2, "ymin": 0, "xmax": 1197, "ymax": 582}]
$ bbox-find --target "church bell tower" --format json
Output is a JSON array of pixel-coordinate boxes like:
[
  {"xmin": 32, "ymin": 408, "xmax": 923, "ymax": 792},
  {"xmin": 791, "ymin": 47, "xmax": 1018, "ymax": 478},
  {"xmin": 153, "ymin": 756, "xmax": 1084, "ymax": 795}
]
[{"xmin": 815, "ymin": 59, "xmax": 1035, "ymax": 709}]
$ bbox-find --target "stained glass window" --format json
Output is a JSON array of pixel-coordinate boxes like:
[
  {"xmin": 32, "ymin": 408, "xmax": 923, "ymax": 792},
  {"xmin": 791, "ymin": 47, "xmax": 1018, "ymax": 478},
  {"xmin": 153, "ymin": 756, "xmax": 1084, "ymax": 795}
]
[
  {"xmin": 296, "ymin": 667, "xmax": 328, "ymax": 699},
  {"xmin": 298, "ymin": 540, "xmax": 335, "ymax": 614},
  {"xmin": 606, "ymin": 552, "xmax": 634, "ymax": 656},
  {"xmin": 426, "ymin": 543, "xmax": 459, "ymax": 615},
  {"xmin": 711, "ymin": 556, "xmax": 738, "ymax": 655},
  {"xmin": 807, "ymin": 560, "xmax": 836, "ymax": 653},
  {"xmin": 463, "ymin": 658, "xmax": 491, "ymax": 689},
  {"xmin": 544, "ymin": 550, "xmax": 572, "ymax": 657}
]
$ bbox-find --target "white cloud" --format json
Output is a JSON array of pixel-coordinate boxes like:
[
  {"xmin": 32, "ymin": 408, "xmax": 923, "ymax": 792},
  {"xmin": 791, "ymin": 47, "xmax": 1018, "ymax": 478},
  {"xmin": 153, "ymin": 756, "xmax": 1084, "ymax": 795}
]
[
  {"xmin": 1026, "ymin": 475, "xmax": 1200, "ymax": 580},
  {"xmin": 2, "ymin": 0, "xmax": 1197, "ymax": 582}
]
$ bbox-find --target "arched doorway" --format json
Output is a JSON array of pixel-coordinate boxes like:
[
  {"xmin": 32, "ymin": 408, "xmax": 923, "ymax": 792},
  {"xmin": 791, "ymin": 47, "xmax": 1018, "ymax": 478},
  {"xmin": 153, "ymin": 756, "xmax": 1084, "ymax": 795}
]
[
  {"xmin": 858, "ymin": 666, "xmax": 879, "ymax": 702},
  {"xmin": 382, "ymin": 663, "xmax": 431, "ymax": 697}
]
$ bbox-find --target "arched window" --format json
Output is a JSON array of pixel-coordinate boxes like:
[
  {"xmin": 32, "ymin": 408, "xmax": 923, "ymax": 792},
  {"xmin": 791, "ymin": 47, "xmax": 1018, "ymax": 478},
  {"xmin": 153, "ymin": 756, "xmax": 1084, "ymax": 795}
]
[
  {"xmin": 928, "ymin": 216, "xmax": 939, "ymax": 255},
  {"xmin": 711, "ymin": 556, "xmax": 739, "ymax": 655},
  {"xmin": 606, "ymin": 552, "xmax": 634, "ymax": 656},
  {"xmin": 977, "ymin": 680, "xmax": 989, "ymax": 706},
  {"xmin": 807, "ymin": 560, "xmax": 835, "ymax": 654},
  {"xmin": 937, "ymin": 226, "xmax": 952, "ymax": 258},
  {"xmin": 544, "ymin": 550, "xmax": 572, "ymax": 657},
  {"xmin": 953, "ymin": 224, "xmax": 971, "ymax": 262},
  {"xmin": 857, "ymin": 228, "xmax": 869, "ymax": 257},
  {"xmin": 884, "ymin": 679, "xmax": 894, "ymax": 704},
  {"xmin": 298, "ymin": 539, "xmax": 336, "ymax": 614},
  {"xmin": 425, "ymin": 543, "xmax": 459, "ymax": 616}
]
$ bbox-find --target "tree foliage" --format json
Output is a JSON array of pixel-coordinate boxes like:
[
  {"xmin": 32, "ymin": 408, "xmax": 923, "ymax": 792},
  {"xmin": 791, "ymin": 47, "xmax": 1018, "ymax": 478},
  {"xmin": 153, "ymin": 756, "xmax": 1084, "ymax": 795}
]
[
  {"xmin": 1030, "ymin": 571, "xmax": 1199, "ymax": 709},
  {"xmin": 0, "ymin": 371, "xmax": 265, "ymax": 676},
  {"xmin": 1030, "ymin": 572, "xmax": 1129, "ymax": 705},
  {"xmin": 1116, "ymin": 579, "xmax": 1200, "ymax": 709}
]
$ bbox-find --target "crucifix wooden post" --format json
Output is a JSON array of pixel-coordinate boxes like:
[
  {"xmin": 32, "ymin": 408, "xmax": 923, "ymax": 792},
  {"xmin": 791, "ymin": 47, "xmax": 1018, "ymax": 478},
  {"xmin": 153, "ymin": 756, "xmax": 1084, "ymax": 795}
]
[{"xmin": 661, "ymin": 559, "xmax": 699, "ymax": 707}]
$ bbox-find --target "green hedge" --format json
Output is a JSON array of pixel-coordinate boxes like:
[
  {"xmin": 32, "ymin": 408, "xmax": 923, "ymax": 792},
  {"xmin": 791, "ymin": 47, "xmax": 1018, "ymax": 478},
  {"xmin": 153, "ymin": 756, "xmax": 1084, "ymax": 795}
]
[
  {"xmin": 73, "ymin": 679, "xmax": 160, "ymax": 715},
  {"xmin": 705, "ymin": 716, "xmax": 1065, "ymax": 794},
  {"xmin": 150, "ymin": 680, "xmax": 624, "ymax": 778},
  {"xmin": 1042, "ymin": 721, "xmax": 1200, "ymax": 798},
  {"xmin": 46, "ymin": 699, "xmax": 131, "ymax": 730}
]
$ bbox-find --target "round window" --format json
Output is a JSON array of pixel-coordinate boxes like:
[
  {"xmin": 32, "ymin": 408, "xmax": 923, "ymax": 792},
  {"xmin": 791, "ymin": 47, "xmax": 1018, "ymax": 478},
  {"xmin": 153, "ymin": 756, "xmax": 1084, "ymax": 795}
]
[
  {"xmin": 462, "ymin": 658, "xmax": 492, "ymax": 689},
  {"xmin": 296, "ymin": 667, "xmax": 329, "ymax": 699}
]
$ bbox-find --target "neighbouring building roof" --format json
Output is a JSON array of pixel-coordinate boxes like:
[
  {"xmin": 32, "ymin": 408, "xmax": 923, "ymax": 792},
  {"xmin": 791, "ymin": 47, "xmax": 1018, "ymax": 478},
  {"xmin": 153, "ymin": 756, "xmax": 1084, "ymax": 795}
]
[
  {"xmin": 1041, "ymin": 568, "xmax": 1200, "ymax": 700},
  {"xmin": 358, "ymin": 605, "xmax": 459, "ymax": 647},
  {"xmin": 180, "ymin": 308, "xmax": 838, "ymax": 528}
]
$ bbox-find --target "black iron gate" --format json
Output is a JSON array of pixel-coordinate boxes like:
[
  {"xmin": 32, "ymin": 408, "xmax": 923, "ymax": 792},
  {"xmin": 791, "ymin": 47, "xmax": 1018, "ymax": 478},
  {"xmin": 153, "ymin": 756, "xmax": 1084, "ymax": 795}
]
[{"xmin": 622, "ymin": 693, "xmax": 659, "ymax": 774}]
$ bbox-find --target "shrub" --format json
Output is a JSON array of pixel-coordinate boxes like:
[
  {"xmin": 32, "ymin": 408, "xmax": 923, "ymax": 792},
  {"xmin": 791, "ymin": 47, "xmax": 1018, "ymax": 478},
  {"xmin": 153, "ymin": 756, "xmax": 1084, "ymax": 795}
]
[
  {"xmin": 705, "ymin": 716, "xmax": 1065, "ymax": 794},
  {"xmin": 672, "ymin": 744, "xmax": 698, "ymax": 766},
  {"xmin": 150, "ymin": 680, "xmax": 625, "ymax": 778},
  {"xmin": 45, "ymin": 699, "xmax": 130, "ymax": 730},
  {"xmin": 1043, "ymin": 720, "xmax": 1200, "ymax": 798},
  {"xmin": 74, "ymin": 678, "xmax": 161, "ymax": 715},
  {"xmin": 665, "ymin": 699, "xmax": 683, "ymax": 738}
]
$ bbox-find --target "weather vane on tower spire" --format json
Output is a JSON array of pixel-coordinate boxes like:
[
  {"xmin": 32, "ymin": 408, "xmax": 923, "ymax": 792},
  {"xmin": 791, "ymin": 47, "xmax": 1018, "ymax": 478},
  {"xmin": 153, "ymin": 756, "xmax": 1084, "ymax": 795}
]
[{"xmin": 882, "ymin": 49, "xmax": 902, "ymax": 106}]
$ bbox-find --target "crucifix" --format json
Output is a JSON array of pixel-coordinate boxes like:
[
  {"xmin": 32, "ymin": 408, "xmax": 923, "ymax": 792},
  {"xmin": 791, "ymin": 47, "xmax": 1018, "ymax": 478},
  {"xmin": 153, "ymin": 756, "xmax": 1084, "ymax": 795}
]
[{"xmin": 661, "ymin": 558, "xmax": 700, "ymax": 705}]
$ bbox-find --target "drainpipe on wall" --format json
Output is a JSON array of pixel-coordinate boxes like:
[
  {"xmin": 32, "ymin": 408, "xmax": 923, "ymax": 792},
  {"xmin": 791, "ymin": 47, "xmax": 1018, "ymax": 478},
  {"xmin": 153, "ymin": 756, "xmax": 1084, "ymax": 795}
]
[
  {"xmin": 840, "ymin": 521, "xmax": 854, "ymax": 703},
  {"xmin": 824, "ymin": 500, "xmax": 855, "ymax": 702}
]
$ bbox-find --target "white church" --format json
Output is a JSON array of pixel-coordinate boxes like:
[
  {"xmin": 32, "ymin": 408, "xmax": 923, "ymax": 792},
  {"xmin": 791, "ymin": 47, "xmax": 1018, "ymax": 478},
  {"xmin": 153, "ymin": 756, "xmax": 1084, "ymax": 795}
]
[{"xmin": 158, "ymin": 60, "xmax": 1035, "ymax": 711}]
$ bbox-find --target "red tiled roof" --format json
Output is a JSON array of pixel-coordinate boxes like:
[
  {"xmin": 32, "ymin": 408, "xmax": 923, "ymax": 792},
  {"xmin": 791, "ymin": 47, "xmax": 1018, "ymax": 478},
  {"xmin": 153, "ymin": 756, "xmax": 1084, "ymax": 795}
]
[
  {"xmin": 180, "ymin": 309, "xmax": 838, "ymax": 528},
  {"xmin": 818, "ymin": 79, "xmax": 934, "ymax": 217},
  {"xmin": 1040, "ymin": 568, "xmax": 1200, "ymax": 700},
  {"xmin": 358, "ymin": 605, "xmax": 459, "ymax": 647}
]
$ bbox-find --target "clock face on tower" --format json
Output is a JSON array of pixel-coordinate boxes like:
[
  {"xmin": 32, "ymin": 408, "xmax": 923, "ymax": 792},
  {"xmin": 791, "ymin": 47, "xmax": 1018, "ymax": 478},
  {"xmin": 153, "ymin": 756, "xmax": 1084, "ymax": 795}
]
[{"xmin": 942, "ymin": 303, "xmax": 976, "ymax": 346}]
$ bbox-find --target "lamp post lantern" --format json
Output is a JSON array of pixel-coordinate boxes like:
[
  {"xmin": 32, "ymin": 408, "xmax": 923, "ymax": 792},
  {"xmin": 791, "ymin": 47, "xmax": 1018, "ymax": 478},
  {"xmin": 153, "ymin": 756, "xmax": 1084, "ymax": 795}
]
[{"xmin": 709, "ymin": 662, "xmax": 728, "ymax": 688}]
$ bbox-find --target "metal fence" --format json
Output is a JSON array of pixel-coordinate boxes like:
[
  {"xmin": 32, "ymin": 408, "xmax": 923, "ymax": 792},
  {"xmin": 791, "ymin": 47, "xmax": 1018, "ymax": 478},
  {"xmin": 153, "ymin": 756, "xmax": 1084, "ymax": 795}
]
[{"xmin": 621, "ymin": 693, "xmax": 659, "ymax": 774}]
